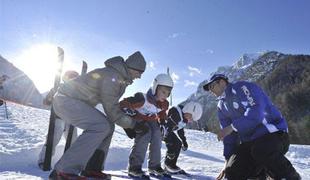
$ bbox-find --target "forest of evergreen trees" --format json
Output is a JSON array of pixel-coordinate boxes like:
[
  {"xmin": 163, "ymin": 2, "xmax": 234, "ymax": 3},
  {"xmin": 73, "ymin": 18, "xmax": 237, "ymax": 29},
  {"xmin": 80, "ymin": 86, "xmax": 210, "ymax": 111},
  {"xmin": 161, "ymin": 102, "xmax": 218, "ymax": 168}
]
[{"xmin": 258, "ymin": 55, "xmax": 310, "ymax": 144}]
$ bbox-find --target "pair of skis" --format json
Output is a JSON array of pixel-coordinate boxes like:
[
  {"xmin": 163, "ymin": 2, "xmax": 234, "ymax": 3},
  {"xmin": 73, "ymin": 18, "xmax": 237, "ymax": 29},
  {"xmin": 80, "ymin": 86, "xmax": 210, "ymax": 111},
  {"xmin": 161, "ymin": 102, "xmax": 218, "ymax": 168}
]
[
  {"xmin": 42, "ymin": 47, "xmax": 88, "ymax": 171},
  {"xmin": 150, "ymin": 170, "xmax": 191, "ymax": 179}
]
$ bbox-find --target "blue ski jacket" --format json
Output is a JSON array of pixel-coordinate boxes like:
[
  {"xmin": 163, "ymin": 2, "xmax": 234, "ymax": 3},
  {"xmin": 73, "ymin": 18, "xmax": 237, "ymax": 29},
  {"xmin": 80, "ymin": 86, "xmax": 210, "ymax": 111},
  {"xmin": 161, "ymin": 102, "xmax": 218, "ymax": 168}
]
[{"xmin": 217, "ymin": 81, "xmax": 288, "ymax": 160}]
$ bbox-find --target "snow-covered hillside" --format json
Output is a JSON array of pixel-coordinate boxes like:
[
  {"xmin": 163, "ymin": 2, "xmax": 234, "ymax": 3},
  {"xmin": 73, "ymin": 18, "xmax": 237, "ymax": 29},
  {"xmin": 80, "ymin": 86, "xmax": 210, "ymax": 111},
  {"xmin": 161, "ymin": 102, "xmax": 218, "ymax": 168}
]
[
  {"xmin": 0, "ymin": 55, "xmax": 44, "ymax": 108},
  {"xmin": 0, "ymin": 102, "xmax": 309, "ymax": 179}
]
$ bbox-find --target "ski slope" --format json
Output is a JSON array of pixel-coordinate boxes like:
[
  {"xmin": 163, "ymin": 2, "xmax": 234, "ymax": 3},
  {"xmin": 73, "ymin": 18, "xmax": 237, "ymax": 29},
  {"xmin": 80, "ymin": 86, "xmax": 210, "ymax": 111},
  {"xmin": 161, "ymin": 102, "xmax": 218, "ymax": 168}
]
[{"xmin": 0, "ymin": 102, "xmax": 309, "ymax": 179}]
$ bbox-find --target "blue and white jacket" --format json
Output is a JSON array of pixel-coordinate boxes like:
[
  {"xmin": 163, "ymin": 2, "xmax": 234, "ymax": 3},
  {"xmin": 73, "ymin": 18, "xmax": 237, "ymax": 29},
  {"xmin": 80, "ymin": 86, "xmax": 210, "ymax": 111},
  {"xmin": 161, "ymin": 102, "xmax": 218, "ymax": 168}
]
[{"xmin": 217, "ymin": 81, "xmax": 288, "ymax": 160}]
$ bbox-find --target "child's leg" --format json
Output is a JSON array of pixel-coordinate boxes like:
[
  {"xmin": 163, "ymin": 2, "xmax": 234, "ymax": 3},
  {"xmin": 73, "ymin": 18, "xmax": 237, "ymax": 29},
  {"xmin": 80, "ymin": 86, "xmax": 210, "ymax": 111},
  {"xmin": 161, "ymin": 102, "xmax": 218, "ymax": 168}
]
[
  {"xmin": 148, "ymin": 121, "xmax": 162, "ymax": 169},
  {"xmin": 164, "ymin": 132, "xmax": 182, "ymax": 167},
  {"xmin": 128, "ymin": 122, "xmax": 152, "ymax": 171}
]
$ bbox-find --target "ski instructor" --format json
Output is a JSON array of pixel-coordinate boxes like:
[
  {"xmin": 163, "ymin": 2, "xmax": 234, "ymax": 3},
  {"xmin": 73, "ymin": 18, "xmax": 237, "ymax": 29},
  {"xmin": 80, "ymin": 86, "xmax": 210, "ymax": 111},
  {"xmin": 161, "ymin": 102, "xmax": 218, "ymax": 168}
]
[
  {"xmin": 203, "ymin": 74, "xmax": 300, "ymax": 180},
  {"xmin": 49, "ymin": 51, "xmax": 146, "ymax": 179}
]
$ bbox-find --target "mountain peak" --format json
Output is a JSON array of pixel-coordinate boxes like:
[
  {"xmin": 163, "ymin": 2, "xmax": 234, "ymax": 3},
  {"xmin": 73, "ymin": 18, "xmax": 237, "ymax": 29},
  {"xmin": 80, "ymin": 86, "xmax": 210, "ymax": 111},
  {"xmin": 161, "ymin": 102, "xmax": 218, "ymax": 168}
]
[{"xmin": 233, "ymin": 51, "xmax": 270, "ymax": 70}]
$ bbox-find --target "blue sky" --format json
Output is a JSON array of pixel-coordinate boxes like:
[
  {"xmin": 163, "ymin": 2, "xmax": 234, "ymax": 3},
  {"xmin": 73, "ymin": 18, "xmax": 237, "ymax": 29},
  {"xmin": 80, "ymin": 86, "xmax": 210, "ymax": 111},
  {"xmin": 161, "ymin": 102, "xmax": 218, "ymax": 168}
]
[{"xmin": 1, "ymin": 0, "xmax": 310, "ymax": 104}]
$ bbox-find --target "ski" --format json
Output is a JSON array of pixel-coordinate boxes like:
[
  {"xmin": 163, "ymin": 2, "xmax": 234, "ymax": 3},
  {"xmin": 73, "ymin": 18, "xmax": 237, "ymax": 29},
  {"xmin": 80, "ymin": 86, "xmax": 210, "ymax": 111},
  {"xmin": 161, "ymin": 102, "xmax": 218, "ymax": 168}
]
[
  {"xmin": 110, "ymin": 175, "xmax": 132, "ymax": 179},
  {"xmin": 170, "ymin": 170, "xmax": 191, "ymax": 177},
  {"xmin": 121, "ymin": 171, "xmax": 150, "ymax": 180},
  {"xmin": 149, "ymin": 173, "xmax": 172, "ymax": 180},
  {"xmin": 128, "ymin": 174, "xmax": 150, "ymax": 180},
  {"xmin": 42, "ymin": 47, "xmax": 65, "ymax": 171},
  {"xmin": 64, "ymin": 61, "xmax": 88, "ymax": 153}
]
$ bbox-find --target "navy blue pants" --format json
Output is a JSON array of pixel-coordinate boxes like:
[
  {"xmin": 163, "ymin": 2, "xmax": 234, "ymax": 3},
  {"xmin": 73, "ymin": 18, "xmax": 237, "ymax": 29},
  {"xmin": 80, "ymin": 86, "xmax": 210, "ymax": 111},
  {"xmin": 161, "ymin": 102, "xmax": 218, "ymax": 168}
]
[
  {"xmin": 225, "ymin": 131, "xmax": 298, "ymax": 180},
  {"xmin": 164, "ymin": 131, "xmax": 182, "ymax": 167}
]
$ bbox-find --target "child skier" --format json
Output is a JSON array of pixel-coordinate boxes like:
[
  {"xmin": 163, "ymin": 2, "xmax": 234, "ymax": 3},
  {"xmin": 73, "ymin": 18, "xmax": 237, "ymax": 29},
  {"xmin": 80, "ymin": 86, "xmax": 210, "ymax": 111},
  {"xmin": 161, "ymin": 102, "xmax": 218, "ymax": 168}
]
[
  {"xmin": 162, "ymin": 101, "xmax": 203, "ymax": 174},
  {"xmin": 120, "ymin": 73, "xmax": 174, "ymax": 179},
  {"xmin": 38, "ymin": 70, "xmax": 79, "ymax": 170}
]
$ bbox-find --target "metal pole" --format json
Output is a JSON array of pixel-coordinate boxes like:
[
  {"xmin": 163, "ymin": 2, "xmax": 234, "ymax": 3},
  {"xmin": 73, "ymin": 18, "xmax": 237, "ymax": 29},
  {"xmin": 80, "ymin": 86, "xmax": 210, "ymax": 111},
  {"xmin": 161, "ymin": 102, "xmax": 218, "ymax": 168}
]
[{"xmin": 167, "ymin": 67, "xmax": 172, "ymax": 106}]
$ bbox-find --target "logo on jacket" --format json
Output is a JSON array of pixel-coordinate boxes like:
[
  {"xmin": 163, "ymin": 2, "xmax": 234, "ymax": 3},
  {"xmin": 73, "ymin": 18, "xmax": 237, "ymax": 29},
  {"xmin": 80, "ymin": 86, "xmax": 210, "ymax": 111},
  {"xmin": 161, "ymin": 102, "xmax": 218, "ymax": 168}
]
[{"xmin": 241, "ymin": 85, "xmax": 255, "ymax": 106}]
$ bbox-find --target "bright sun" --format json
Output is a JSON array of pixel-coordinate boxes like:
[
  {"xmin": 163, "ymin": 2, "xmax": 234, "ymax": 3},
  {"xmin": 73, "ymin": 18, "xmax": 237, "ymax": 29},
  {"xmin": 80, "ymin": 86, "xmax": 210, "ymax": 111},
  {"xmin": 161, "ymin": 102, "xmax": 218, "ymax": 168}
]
[{"xmin": 15, "ymin": 43, "xmax": 72, "ymax": 93}]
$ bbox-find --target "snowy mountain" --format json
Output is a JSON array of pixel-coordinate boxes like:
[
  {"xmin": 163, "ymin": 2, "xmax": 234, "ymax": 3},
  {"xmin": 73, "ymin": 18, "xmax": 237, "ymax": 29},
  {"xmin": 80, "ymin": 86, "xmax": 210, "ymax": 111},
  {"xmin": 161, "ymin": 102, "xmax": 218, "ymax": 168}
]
[
  {"xmin": 184, "ymin": 51, "xmax": 310, "ymax": 144},
  {"xmin": 0, "ymin": 101, "xmax": 310, "ymax": 179},
  {"xmin": 0, "ymin": 55, "xmax": 44, "ymax": 108},
  {"xmin": 185, "ymin": 51, "xmax": 284, "ymax": 126}
]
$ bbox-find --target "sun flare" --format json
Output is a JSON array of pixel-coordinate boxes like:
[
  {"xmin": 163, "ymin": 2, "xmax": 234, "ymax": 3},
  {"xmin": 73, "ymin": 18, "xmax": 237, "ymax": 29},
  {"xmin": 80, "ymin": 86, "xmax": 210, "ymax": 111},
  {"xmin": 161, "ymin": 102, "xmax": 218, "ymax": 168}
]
[{"xmin": 15, "ymin": 44, "xmax": 69, "ymax": 93}]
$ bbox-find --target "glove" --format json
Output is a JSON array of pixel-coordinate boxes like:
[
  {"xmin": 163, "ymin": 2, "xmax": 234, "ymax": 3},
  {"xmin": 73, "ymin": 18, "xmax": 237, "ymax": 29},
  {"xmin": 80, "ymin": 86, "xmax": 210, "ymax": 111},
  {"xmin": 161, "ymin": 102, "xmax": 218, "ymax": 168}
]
[
  {"xmin": 134, "ymin": 122, "xmax": 149, "ymax": 135},
  {"xmin": 181, "ymin": 141, "xmax": 188, "ymax": 151},
  {"xmin": 122, "ymin": 108, "xmax": 137, "ymax": 116}
]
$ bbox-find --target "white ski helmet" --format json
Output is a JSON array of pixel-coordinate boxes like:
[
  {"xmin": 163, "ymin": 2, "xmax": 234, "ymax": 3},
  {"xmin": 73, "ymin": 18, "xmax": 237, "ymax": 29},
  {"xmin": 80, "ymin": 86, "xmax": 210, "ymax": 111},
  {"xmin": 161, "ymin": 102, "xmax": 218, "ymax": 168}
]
[
  {"xmin": 152, "ymin": 73, "xmax": 174, "ymax": 95},
  {"xmin": 182, "ymin": 101, "xmax": 203, "ymax": 121}
]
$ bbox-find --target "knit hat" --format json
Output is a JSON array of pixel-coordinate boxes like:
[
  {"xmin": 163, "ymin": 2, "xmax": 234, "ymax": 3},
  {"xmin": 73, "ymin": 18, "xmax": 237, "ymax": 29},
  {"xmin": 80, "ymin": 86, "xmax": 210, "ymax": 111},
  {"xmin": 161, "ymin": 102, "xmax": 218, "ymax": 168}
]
[{"xmin": 125, "ymin": 51, "xmax": 146, "ymax": 72}]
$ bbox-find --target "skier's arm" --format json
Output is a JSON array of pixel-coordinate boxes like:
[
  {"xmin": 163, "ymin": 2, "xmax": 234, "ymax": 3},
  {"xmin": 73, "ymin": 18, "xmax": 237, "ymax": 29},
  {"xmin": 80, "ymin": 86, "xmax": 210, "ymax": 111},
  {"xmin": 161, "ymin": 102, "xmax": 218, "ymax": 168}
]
[
  {"xmin": 119, "ymin": 92, "xmax": 145, "ymax": 109},
  {"xmin": 43, "ymin": 87, "xmax": 57, "ymax": 106},
  {"xmin": 166, "ymin": 107, "xmax": 180, "ymax": 131},
  {"xmin": 230, "ymin": 83, "xmax": 266, "ymax": 136},
  {"xmin": 218, "ymin": 109, "xmax": 239, "ymax": 160},
  {"xmin": 177, "ymin": 128, "xmax": 186, "ymax": 143},
  {"xmin": 178, "ymin": 128, "xmax": 188, "ymax": 151},
  {"xmin": 157, "ymin": 100, "xmax": 169, "ymax": 121},
  {"xmin": 99, "ymin": 76, "xmax": 135, "ymax": 129},
  {"xmin": 120, "ymin": 93, "xmax": 160, "ymax": 122},
  {"xmin": 133, "ymin": 99, "xmax": 169, "ymax": 122}
]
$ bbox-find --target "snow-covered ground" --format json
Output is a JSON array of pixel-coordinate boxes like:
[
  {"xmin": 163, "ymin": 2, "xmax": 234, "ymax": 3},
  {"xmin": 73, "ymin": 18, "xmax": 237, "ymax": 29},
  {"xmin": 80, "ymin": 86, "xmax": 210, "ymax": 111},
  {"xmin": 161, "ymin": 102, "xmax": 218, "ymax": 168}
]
[{"xmin": 0, "ymin": 102, "xmax": 309, "ymax": 179}]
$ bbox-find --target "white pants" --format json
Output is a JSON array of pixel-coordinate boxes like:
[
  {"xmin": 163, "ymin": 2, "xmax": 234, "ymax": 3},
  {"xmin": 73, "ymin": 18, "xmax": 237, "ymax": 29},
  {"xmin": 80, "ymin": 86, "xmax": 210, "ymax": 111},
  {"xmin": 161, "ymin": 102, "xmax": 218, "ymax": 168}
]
[{"xmin": 38, "ymin": 118, "xmax": 78, "ymax": 164}]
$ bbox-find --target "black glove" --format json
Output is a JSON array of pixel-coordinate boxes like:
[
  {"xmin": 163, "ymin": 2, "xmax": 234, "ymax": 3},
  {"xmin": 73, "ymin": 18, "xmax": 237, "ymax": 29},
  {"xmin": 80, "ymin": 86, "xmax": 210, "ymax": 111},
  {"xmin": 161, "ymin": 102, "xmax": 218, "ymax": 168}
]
[
  {"xmin": 134, "ymin": 122, "xmax": 149, "ymax": 135},
  {"xmin": 182, "ymin": 141, "xmax": 188, "ymax": 151},
  {"xmin": 123, "ymin": 128, "xmax": 136, "ymax": 139},
  {"xmin": 122, "ymin": 108, "xmax": 137, "ymax": 116}
]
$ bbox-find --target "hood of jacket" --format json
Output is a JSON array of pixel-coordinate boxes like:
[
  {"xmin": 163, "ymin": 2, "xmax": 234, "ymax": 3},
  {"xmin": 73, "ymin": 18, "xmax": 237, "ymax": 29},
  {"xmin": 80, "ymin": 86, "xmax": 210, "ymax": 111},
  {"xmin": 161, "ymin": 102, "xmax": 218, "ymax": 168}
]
[{"xmin": 104, "ymin": 56, "xmax": 133, "ymax": 85}]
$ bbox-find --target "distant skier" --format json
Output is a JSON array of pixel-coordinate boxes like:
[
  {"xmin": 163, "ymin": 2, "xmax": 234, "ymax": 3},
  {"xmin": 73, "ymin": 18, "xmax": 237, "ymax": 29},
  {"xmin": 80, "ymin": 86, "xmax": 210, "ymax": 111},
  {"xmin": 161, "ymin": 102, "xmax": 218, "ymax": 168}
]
[
  {"xmin": 120, "ymin": 74, "xmax": 173, "ymax": 179},
  {"xmin": 162, "ymin": 101, "xmax": 203, "ymax": 174},
  {"xmin": 49, "ymin": 51, "xmax": 146, "ymax": 180},
  {"xmin": 0, "ymin": 74, "xmax": 9, "ymax": 106},
  {"xmin": 203, "ymin": 74, "xmax": 301, "ymax": 180},
  {"xmin": 0, "ymin": 74, "xmax": 9, "ymax": 86},
  {"xmin": 38, "ymin": 70, "xmax": 79, "ymax": 169}
]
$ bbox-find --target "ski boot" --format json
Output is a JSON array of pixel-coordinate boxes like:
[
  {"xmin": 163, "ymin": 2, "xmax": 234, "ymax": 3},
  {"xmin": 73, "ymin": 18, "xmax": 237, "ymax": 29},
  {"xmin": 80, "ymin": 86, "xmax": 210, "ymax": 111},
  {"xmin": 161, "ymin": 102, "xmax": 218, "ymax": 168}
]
[
  {"xmin": 49, "ymin": 170, "xmax": 86, "ymax": 180},
  {"xmin": 164, "ymin": 164, "xmax": 182, "ymax": 174},
  {"xmin": 81, "ymin": 170, "xmax": 112, "ymax": 180},
  {"xmin": 148, "ymin": 166, "xmax": 171, "ymax": 178},
  {"xmin": 128, "ymin": 167, "xmax": 150, "ymax": 179}
]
